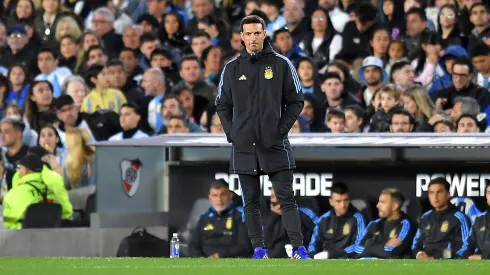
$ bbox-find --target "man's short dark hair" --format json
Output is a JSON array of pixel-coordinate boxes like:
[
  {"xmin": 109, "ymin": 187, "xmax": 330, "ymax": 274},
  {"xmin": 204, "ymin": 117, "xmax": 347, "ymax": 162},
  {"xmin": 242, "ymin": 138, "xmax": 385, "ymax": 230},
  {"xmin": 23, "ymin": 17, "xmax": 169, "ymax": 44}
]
[
  {"xmin": 140, "ymin": 32, "xmax": 158, "ymax": 45},
  {"xmin": 355, "ymin": 2, "xmax": 378, "ymax": 24},
  {"xmin": 168, "ymin": 114, "xmax": 188, "ymax": 127},
  {"xmin": 323, "ymin": 72, "xmax": 342, "ymax": 83},
  {"xmin": 85, "ymin": 64, "xmax": 105, "ymax": 87},
  {"xmin": 173, "ymin": 86, "xmax": 192, "ymax": 97},
  {"xmin": 120, "ymin": 47, "xmax": 139, "ymax": 57},
  {"xmin": 191, "ymin": 30, "xmax": 211, "ymax": 41},
  {"xmin": 344, "ymin": 105, "xmax": 365, "ymax": 124},
  {"xmin": 428, "ymin": 177, "xmax": 450, "ymax": 192},
  {"xmin": 240, "ymin": 15, "xmax": 266, "ymax": 32},
  {"xmin": 210, "ymin": 179, "xmax": 229, "ymax": 191},
  {"xmin": 151, "ymin": 47, "xmax": 173, "ymax": 61},
  {"xmin": 107, "ymin": 59, "xmax": 125, "ymax": 71},
  {"xmin": 391, "ymin": 108, "xmax": 415, "ymax": 125},
  {"xmin": 87, "ymin": 45, "xmax": 105, "ymax": 57},
  {"xmin": 180, "ymin": 54, "xmax": 200, "ymax": 68},
  {"xmin": 381, "ymin": 188, "xmax": 405, "ymax": 209},
  {"xmin": 121, "ymin": 102, "xmax": 141, "ymax": 116},
  {"xmin": 331, "ymin": 182, "xmax": 349, "ymax": 195},
  {"xmin": 452, "ymin": 57, "xmax": 473, "ymax": 74},
  {"xmin": 1, "ymin": 117, "xmax": 25, "ymax": 133},
  {"xmin": 471, "ymin": 42, "xmax": 490, "ymax": 59},
  {"xmin": 390, "ymin": 60, "xmax": 411, "ymax": 81},
  {"xmin": 273, "ymin": 28, "xmax": 290, "ymax": 42},
  {"xmin": 470, "ymin": 2, "xmax": 488, "ymax": 14},
  {"xmin": 37, "ymin": 47, "xmax": 57, "ymax": 59},
  {"xmin": 163, "ymin": 95, "xmax": 187, "ymax": 117},
  {"xmin": 406, "ymin": 7, "xmax": 428, "ymax": 22},
  {"xmin": 457, "ymin": 113, "xmax": 480, "ymax": 129},
  {"xmin": 433, "ymin": 119, "xmax": 455, "ymax": 132},
  {"xmin": 327, "ymin": 108, "xmax": 345, "ymax": 122}
]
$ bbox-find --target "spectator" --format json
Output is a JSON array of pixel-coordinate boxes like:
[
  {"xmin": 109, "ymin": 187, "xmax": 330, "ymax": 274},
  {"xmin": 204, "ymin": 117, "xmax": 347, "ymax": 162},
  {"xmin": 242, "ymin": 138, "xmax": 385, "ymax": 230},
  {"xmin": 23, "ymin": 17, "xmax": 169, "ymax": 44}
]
[
  {"xmin": 150, "ymin": 47, "xmax": 182, "ymax": 88},
  {"xmin": 412, "ymin": 177, "xmax": 470, "ymax": 259},
  {"xmin": 189, "ymin": 179, "xmax": 252, "ymax": 258},
  {"xmin": 471, "ymin": 42, "xmax": 490, "ymax": 90},
  {"xmin": 449, "ymin": 97, "xmax": 483, "ymax": 125},
  {"xmin": 326, "ymin": 108, "xmax": 345, "ymax": 133},
  {"xmin": 106, "ymin": 59, "xmax": 145, "ymax": 110},
  {"xmin": 385, "ymin": 40, "xmax": 408, "ymax": 76},
  {"xmin": 58, "ymin": 35, "xmax": 81, "ymax": 72},
  {"xmin": 369, "ymin": 84, "xmax": 402, "ymax": 133},
  {"xmin": 109, "ymin": 103, "xmax": 148, "ymax": 140},
  {"xmin": 34, "ymin": 0, "xmax": 65, "ymax": 43},
  {"xmin": 357, "ymin": 56, "xmax": 387, "ymax": 107},
  {"xmin": 295, "ymin": 57, "xmax": 321, "ymax": 97},
  {"xmin": 185, "ymin": 0, "xmax": 215, "ymax": 36},
  {"xmin": 201, "ymin": 45, "xmax": 223, "ymax": 86},
  {"xmin": 411, "ymin": 32, "xmax": 443, "ymax": 89},
  {"xmin": 122, "ymin": 25, "xmax": 142, "ymax": 50},
  {"xmin": 403, "ymin": 8, "xmax": 429, "ymax": 58},
  {"xmin": 6, "ymin": 0, "xmax": 36, "ymax": 27},
  {"xmin": 283, "ymin": 0, "xmax": 309, "ymax": 44},
  {"xmin": 344, "ymin": 105, "xmax": 365, "ymax": 133},
  {"xmin": 437, "ymin": 4, "xmax": 465, "ymax": 49},
  {"xmin": 0, "ymin": 25, "xmax": 37, "ymax": 74},
  {"xmin": 468, "ymin": 2, "xmax": 490, "ymax": 52},
  {"xmin": 264, "ymin": 188, "xmax": 317, "ymax": 258},
  {"xmin": 190, "ymin": 31, "xmax": 212, "ymax": 60},
  {"xmin": 299, "ymin": 8, "xmax": 341, "ymax": 72},
  {"xmin": 402, "ymin": 85, "xmax": 441, "ymax": 132},
  {"xmin": 5, "ymin": 64, "xmax": 31, "ymax": 110},
  {"xmin": 63, "ymin": 128, "xmax": 96, "ymax": 190},
  {"xmin": 390, "ymin": 61, "xmax": 416, "ymax": 89},
  {"xmin": 429, "ymin": 45, "xmax": 469, "ymax": 97},
  {"xmin": 301, "ymin": 93, "xmax": 327, "ymax": 132},
  {"xmin": 159, "ymin": 12, "xmax": 191, "ymax": 55},
  {"xmin": 433, "ymin": 119, "xmax": 455, "ymax": 133},
  {"xmin": 147, "ymin": 0, "xmax": 168, "ymax": 24},
  {"xmin": 322, "ymin": 72, "xmax": 361, "ymax": 110},
  {"xmin": 91, "ymin": 7, "xmax": 123, "ymax": 56},
  {"xmin": 318, "ymin": 0, "xmax": 350, "ymax": 33},
  {"xmin": 60, "ymin": 75, "xmax": 89, "ymax": 109},
  {"xmin": 357, "ymin": 188, "xmax": 416, "ymax": 259},
  {"xmin": 456, "ymin": 114, "xmax": 481, "ymax": 133},
  {"xmin": 54, "ymin": 15, "xmax": 82, "ymax": 43},
  {"xmin": 141, "ymin": 68, "xmax": 167, "ymax": 132},
  {"xmin": 174, "ymin": 86, "xmax": 202, "ymax": 123},
  {"xmin": 81, "ymin": 64, "xmax": 127, "ymax": 114},
  {"xmin": 137, "ymin": 14, "xmax": 160, "ymax": 34},
  {"xmin": 120, "ymin": 48, "xmax": 144, "ymax": 85},
  {"xmin": 308, "ymin": 182, "xmax": 366, "ymax": 259},
  {"xmin": 327, "ymin": 60, "xmax": 361, "ymax": 96},
  {"xmin": 166, "ymin": 115, "xmax": 190, "ymax": 134},
  {"xmin": 37, "ymin": 124, "xmax": 64, "ymax": 169},
  {"xmin": 381, "ymin": 0, "xmax": 405, "ymax": 39},
  {"xmin": 225, "ymin": 27, "xmax": 244, "ymax": 59},
  {"xmin": 34, "ymin": 47, "xmax": 72, "ymax": 97},
  {"xmin": 0, "ymin": 118, "xmax": 30, "ymax": 190},
  {"xmin": 260, "ymin": 0, "xmax": 286, "ymax": 37},
  {"xmin": 159, "ymin": 96, "xmax": 202, "ymax": 133},
  {"xmin": 106, "ymin": 0, "xmax": 133, "ymax": 35},
  {"xmin": 198, "ymin": 16, "xmax": 231, "ymax": 51},
  {"xmin": 389, "ymin": 108, "xmax": 415, "ymax": 133},
  {"xmin": 370, "ymin": 27, "xmax": 390, "ymax": 64},
  {"xmin": 86, "ymin": 45, "xmax": 109, "ymax": 67},
  {"xmin": 24, "ymin": 80, "xmax": 56, "ymax": 133},
  {"xmin": 80, "ymin": 30, "xmax": 103, "ymax": 53},
  {"xmin": 3, "ymin": 104, "xmax": 38, "ymax": 147},
  {"xmin": 138, "ymin": 32, "xmax": 160, "ymax": 70}
]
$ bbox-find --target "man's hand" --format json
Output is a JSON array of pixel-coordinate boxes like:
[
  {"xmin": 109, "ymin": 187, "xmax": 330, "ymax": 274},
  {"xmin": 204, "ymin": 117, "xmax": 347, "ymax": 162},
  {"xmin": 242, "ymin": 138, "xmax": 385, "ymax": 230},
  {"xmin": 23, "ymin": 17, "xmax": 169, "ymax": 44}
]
[
  {"xmin": 385, "ymin": 238, "xmax": 402, "ymax": 248},
  {"xmin": 469, "ymin": 255, "xmax": 482, "ymax": 260},
  {"xmin": 417, "ymin": 251, "xmax": 434, "ymax": 260},
  {"xmin": 435, "ymin": 98, "xmax": 447, "ymax": 109},
  {"xmin": 207, "ymin": 253, "xmax": 220, "ymax": 258}
]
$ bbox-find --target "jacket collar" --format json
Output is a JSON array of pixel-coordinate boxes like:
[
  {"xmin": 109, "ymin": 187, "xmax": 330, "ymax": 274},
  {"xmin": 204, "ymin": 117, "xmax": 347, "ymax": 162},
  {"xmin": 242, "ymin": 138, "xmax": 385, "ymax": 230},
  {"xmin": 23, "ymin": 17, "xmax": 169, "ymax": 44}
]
[{"xmin": 240, "ymin": 40, "xmax": 275, "ymax": 58}]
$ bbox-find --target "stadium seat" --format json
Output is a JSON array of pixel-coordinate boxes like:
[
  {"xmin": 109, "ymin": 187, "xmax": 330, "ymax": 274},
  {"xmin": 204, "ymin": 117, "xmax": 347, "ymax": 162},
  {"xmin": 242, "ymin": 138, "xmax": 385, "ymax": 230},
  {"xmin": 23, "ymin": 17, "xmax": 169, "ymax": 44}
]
[
  {"xmin": 296, "ymin": 197, "xmax": 321, "ymax": 216},
  {"xmin": 177, "ymin": 198, "xmax": 210, "ymax": 257},
  {"xmin": 401, "ymin": 199, "xmax": 423, "ymax": 227},
  {"xmin": 22, "ymin": 203, "xmax": 62, "ymax": 229},
  {"xmin": 351, "ymin": 198, "xmax": 375, "ymax": 222},
  {"xmin": 450, "ymin": 197, "xmax": 482, "ymax": 223}
]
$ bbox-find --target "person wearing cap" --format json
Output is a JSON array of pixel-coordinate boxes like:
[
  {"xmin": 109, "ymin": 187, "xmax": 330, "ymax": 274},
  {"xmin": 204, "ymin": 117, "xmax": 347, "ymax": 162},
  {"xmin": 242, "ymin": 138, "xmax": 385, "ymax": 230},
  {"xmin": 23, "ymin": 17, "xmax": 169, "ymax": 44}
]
[
  {"xmin": 0, "ymin": 24, "xmax": 36, "ymax": 73},
  {"xmin": 109, "ymin": 103, "xmax": 149, "ymax": 141},
  {"xmin": 9, "ymin": 146, "xmax": 73, "ymax": 222},
  {"xmin": 2, "ymin": 154, "xmax": 62, "ymax": 229},
  {"xmin": 357, "ymin": 56, "xmax": 388, "ymax": 107}
]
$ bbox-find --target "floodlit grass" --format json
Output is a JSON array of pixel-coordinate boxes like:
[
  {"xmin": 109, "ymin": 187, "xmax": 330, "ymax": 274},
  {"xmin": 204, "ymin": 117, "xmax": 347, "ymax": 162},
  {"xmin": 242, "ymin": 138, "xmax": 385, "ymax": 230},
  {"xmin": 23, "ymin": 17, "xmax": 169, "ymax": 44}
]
[{"xmin": 0, "ymin": 258, "xmax": 489, "ymax": 275}]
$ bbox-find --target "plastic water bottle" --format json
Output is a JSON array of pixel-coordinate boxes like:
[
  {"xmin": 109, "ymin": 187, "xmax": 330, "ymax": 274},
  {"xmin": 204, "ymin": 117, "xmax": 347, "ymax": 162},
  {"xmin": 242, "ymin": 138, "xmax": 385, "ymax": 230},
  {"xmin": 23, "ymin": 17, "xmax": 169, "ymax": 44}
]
[{"xmin": 170, "ymin": 233, "xmax": 180, "ymax": 258}]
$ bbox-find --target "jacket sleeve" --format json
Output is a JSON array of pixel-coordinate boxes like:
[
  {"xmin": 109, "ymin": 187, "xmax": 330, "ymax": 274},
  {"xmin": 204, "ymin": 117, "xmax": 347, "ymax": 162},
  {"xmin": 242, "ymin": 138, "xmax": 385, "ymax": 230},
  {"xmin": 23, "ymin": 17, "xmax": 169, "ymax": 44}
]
[
  {"xmin": 461, "ymin": 219, "xmax": 479, "ymax": 259},
  {"xmin": 363, "ymin": 219, "xmax": 415, "ymax": 259},
  {"xmin": 278, "ymin": 58, "xmax": 304, "ymax": 136},
  {"xmin": 344, "ymin": 212, "xmax": 366, "ymax": 257},
  {"xmin": 221, "ymin": 213, "xmax": 253, "ymax": 258},
  {"xmin": 299, "ymin": 208, "xmax": 317, "ymax": 246},
  {"xmin": 188, "ymin": 216, "xmax": 205, "ymax": 257},
  {"xmin": 454, "ymin": 212, "xmax": 471, "ymax": 258},
  {"xmin": 216, "ymin": 61, "xmax": 234, "ymax": 143},
  {"xmin": 307, "ymin": 216, "xmax": 328, "ymax": 255},
  {"xmin": 355, "ymin": 220, "xmax": 377, "ymax": 256},
  {"xmin": 475, "ymin": 88, "xmax": 490, "ymax": 111},
  {"xmin": 412, "ymin": 218, "xmax": 427, "ymax": 258}
]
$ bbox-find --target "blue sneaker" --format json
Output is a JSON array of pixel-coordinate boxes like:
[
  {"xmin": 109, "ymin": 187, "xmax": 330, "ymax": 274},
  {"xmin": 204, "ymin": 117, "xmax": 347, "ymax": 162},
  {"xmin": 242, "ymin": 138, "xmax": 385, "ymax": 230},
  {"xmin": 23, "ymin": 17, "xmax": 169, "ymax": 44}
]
[
  {"xmin": 253, "ymin": 247, "xmax": 269, "ymax": 259},
  {"xmin": 291, "ymin": 246, "xmax": 311, "ymax": 260}
]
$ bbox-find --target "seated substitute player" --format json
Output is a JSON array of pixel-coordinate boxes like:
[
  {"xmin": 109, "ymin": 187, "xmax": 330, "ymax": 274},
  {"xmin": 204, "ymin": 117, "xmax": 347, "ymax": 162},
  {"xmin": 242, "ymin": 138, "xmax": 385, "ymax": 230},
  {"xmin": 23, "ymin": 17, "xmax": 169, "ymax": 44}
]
[
  {"xmin": 461, "ymin": 183, "xmax": 490, "ymax": 260},
  {"xmin": 412, "ymin": 177, "xmax": 471, "ymax": 259},
  {"xmin": 308, "ymin": 182, "xmax": 366, "ymax": 258},
  {"xmin": 356, "ymin": 188, "xmax": 416, "ymax": 259},
  {"xmin": 189, "ymin": 180, "xmax": 253, "ymax": 258}
]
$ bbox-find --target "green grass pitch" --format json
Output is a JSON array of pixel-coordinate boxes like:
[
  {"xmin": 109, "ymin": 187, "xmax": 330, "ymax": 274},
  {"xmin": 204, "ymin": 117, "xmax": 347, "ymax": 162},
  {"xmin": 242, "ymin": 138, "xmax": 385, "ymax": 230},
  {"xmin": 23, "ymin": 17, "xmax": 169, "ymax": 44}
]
[{"xmin": 0, "ymin": 258, "xmax": 489, "ymax": 275}]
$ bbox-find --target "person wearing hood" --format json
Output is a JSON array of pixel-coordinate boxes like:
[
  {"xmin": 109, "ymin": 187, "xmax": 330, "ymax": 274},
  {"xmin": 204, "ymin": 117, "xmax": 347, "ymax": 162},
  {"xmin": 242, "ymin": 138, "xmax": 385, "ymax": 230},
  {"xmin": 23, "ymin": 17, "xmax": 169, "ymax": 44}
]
[
  {"xmin": 467, "ymin": 2, "xmax": 490, "ymax": 53},
  {"xmin": 302, "ymin": 93, "xmax": 328, "ymax": 132},
  {"xmin": 322, "ymin": 72, "xmax": 361, "ymax": 110},
  {"xmin": 429, "ymin": 45, "xmax": 469, "ymax": 98},
  {"xmin": 273, "ymin": 28, "xmax": 305, "ymax": 66}
]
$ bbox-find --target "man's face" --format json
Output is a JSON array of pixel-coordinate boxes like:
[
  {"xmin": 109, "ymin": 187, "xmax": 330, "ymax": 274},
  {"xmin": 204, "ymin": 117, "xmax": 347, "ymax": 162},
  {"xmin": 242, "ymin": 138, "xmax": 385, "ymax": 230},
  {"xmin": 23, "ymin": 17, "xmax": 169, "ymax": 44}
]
[
  {"xmin": 230, "ymin": 33, "xmax": 243, "ymax": 52},
  {"xmin": 162, "ymin": 98, "xmax": 182, "ymax": 120},
  {"xmin": 451, "ymin": 102, "xmax": 463, "ymax": 120},
  {"xmin": 322, "ymin": 78, "xmax": 343, "ymax": 100},
  {"xmin": 241, "ymin": 23, "xmax": 267, "ymax": 53},
  {"xmin": 434, "ymin": 122, "xmax": 453, "ymax": 133},
  {"xmin": 120, "ymin": 51, "xmax": 137, "ymax": 73},
  {"xmin": 318, "ymin": 0, "xmax": 337, "ymax": 10},
  {"xmin": 457, "ymin": 117, "xmax": 480, "ymax": 133},
  {"xmin": 120, "ymin": 106, "xmax": 140, "ymax": 130},
  {"xmin": 88, "ymin": 49, "xmax": 107, "ymax": 66},
  {"xmin": 107, "ymin": 65, "xmax": 127, "ymax": 89},
  {"xmin": 406, "ymin": 13, "xmax": 427, "ymax": 37},
  {"xmin": 92, "ymin": 14, "xmax": 112, "ymax": 37},
  {"xmin": 7, "ymin": 33, "xmax": 27, "ymax": 51},
  {"xmin": 123, "ymin": 27, "xmax": 140, "ymax": 49},
  {"xmin": 56, "ymin": 104, "xmax": 78, "ymax": 126},
  {"xmin": 209, "ymin": 187, "xmax": 232, "ymax": 212},
  {"xmin": 191, "ymin": 36, "xmax": 211, "ymax": 58},
  {"xmin": 37, "ymin": 51, "xmax": 57, "ymax": 74},
  {"xmin": 301, "ymin": 100, "xmax": 314, "ymax": 122},
  {"xmin": 393, "ymin": 65, "xmax": 415, "ymax": 86},
  {"xmin": 390, "ymin": 114, "xmax": 413, "ymax": 133},
  {"xmin": 274, "ymin": 32, "xmax": 293, "ymax": 54},
  {"xmin": 327, "ymin": 117, "xmax": 345, "ymax": 133},
  {"xmin": 283, "ymin": 1, "xmax": 304, "ymax": 25},
  {"xmin": 472, "ymin": 55, "xmax": 490, "ymax": 74},
  {"xmin": 0, "ymin": 123, "xmax": 21, "ymax": 147},
  {"xmin": 151, "ymin": 54, "xmax": 172, "ymax": 68},
  {"xmin": 140, "ymin": 40, "xmax": 159, "ymax": 59},
  {"xmin": 377, "ymin": 193, "xmax": 396, "ymax": 219},
  {"xmin": 470, "ymin": 5, "xmax": 489, "ymax": 26},
  {"xmin": 148, "ymin": 0, "xmax": 166, "ymax": 17},
  {"xmin": 428, "ymin": 183, "xmax": 450, "ymax": 210},
  {"xmin": 139, "ymin": 21, "xmax": 154, "ymax": 33},
  {"xmin": 344, "ymin": 109, "xmax": 361, "ymax": 133},
  {"xmin": 363, "ymin": 66, "xmax": 382, "ymax": 86},
  {"xmin": 167, "ymin": 118, "xmax": 189, "ymax": 133},
  {"xmin": 329, "ymin": 192, "xmax": 350, "ymax": 216},
  {"xmin": 193, "ymin": 0, "xmax": 213, "ymax": 18},
  {"xmin": 180, "ymin": 60, "xmax": 201, "ymax": 83},
  {"xmin": 177, "ymin": 90, "xmax": 194, "ymax": 115},
  {"xmin": 452, "ymin": 64, "xmax": 471, "ymax": 90}
]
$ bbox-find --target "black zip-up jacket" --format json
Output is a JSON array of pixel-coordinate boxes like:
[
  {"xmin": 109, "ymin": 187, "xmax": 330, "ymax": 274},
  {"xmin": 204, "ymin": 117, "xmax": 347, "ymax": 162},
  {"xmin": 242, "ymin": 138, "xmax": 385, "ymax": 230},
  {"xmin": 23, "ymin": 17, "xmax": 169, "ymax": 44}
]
[
  {"xmin": 357, "ymin": 213, "xmax": 416, "ymax": 259},
  {"xmin": 462, "ymin": 210, "xmax": 490, "ymax": 259},
  {"xmin": 307, "ymin": 205, "xmax": 366, "ymax": 258},
  {"xmin": 188, "ymin": 206, "xmax": 252, "ymax": 258},
  {"xmin": 436, "ymin": 82, "xmax": 490, "ymax": 112},
  {"xmin": 216, "ymin": 41, "xmax": 304, "ymax": 174},
  {"xmin": 264, "ymin": 207, "xmax": 318, "ymax": 258},
  {"xmin": 412, "ymin": 205, "xmax": 470, "ymax": 259}
]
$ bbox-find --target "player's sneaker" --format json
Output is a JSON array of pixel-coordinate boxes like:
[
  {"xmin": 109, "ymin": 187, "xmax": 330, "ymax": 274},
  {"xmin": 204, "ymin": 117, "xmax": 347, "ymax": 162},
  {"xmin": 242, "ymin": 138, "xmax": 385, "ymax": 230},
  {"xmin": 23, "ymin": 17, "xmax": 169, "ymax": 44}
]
[
  {"xmin": 291, "ymin": 246, "xmax": 311, "ymax": 260},
  {"xmin": 252, "ymin": 247, "xmax": 269, "ymax": 259}
]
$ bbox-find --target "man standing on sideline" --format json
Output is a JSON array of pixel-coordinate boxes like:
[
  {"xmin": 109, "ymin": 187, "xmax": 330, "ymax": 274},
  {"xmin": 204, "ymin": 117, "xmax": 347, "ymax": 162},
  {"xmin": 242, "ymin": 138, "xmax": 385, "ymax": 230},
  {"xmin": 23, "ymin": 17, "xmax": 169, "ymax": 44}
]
[{"xmin": 216, "ymin": 15, "xmax": 306, "ymax": 259}]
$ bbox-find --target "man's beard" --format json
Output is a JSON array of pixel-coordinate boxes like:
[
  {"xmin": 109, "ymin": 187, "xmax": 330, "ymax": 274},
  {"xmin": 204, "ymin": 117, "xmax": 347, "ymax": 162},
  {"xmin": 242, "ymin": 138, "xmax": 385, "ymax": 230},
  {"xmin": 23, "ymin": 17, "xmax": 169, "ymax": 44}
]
[{"xmin": 367, "ymin": 79, "xmax": 381, "ymax": 86}]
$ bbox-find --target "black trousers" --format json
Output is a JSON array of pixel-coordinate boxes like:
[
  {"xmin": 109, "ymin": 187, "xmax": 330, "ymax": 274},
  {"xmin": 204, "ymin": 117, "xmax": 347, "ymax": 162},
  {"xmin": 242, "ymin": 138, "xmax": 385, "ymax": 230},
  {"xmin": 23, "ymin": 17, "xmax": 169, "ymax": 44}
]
[{"xmin": 239, "ymin": 170, "xmax": 304, "ymax": 249}]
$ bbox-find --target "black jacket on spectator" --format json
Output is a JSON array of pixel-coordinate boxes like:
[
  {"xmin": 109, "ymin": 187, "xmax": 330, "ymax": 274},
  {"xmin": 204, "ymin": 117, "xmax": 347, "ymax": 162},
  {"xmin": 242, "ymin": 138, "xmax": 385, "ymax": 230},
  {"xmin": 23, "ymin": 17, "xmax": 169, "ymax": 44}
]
[
  {"xmin": 412, "ymin": 205, "xmax": 470, "ymax": 259},
  {"xmin": 264, "ymin": 207, "xmax": 317, "ymax": 258},
  {"xmin": 290, "ymin": 18, "xmax": 311, "ymax": 45},
  {"xmin": 357, "ymin": 213, "xmax": 416, "ymax": 259},
  {"xmin": 436, "ymin": 82, "xmax": 489, "ymax": 112},
  {"xmin": 216, "ymin": 42, "xmax": 304, "ymax": 174},
  {"xmin": 58, "ymin": 111, "xmax": 122, "ymax": 141},
  {"xmin": 462, "ymin": 211, "xmax": 490, "ymax": 259},
  {"xmin": 0, "ymin": 47, "xmax": 37, "ymax": 76},
  {"xmin": 324, "ymin": 92, "xmax": 362, "ymax": 111},
  {"xmin": 102, "ymin": 29, "xmax": 123, "ymax": 57},
  {"xmin": 301, "ymin": 27, "xmax": 337, "ymax": 70},
  {"xmin": 303, "ymin": 93, "xmax": 327, "ymax": 132},
  {"xmin": 189, "ymin": 206, "xmax": 252, "ymax": 258},
  {"xmin": 369, "ymin": 106, "xmax": 399, "ymax": 133},
  {"xmin": 459, "ymin": 7, "xmax": 475, "ymax": 37},
  {"xmin": 161, "ymin": 33, "xmax": 191, "ymax": 56},
  {"xmin": 59, "ymin": 56, "xmax": 78, "ymax": 72},
  {"xmin": 307, "ymin": 205, "xmax": 366, "ymax": 258},
  {"xmin": 468, "ymin": 25, "xmax": 490, "ymax": 53},
  {"xmin": 338, "ymin": 21, "xmax": 378, "ymax": 58}
]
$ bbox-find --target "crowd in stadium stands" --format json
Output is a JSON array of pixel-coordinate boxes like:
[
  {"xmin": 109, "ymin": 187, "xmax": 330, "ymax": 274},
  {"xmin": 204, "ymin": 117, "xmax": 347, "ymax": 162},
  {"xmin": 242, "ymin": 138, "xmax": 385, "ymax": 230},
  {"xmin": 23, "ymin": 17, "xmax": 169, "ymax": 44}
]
[{"xmin": 189, "ymin": 178, "xmax": 490, "ymax": 259}]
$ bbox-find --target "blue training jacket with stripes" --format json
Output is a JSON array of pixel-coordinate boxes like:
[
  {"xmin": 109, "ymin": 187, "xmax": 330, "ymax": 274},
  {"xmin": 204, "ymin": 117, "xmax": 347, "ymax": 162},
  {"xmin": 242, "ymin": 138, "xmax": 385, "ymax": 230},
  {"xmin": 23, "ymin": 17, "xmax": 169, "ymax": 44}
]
[{"xmin": 216, "ymin": 41, "xmax": 304, "ymax": 175}]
